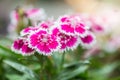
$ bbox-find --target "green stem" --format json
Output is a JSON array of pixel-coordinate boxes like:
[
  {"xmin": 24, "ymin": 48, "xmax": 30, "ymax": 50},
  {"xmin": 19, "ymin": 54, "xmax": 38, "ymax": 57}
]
[
  {"xmin": 60, "ymin": 52, "xmax": 65, "ymax": 70},
  {"xmin": 34, "ymin": 53, "xmax": 45, "ymax": 79},
  {"xmin": 34, "ymin": 53, "xmax": 54, "ymax": 80}
]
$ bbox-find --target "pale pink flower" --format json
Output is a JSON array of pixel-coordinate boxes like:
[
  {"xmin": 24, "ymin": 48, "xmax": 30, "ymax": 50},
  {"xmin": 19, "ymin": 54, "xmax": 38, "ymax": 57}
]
[
  {"xmin": 104, "ymin": 36, "xmax": 120, "ymax": 53},
  {"xmin": 83, "ymin": 46, "xmax": 101, "ymax": 58},
  {"xmin": 8, "ymin": 7, "xmax": 46, "ymax": 35},
  {"xmin": 84, "ymin": 8, "xmax": 120, "ymax": 34},
  {"xmin": 88, "ymin": 15, "xmax": 106, "ymax": 33},
  {"xmin": 8, "ymin": 11, "xmax": 20, "ymax": 34},
  {"xmin": 10, "ymin": 11, "xmax": 19, "ymax": 25},
  {"xmin": 7, "ymin": 24, "xmax": 17, "ymax": 34},
  {"xmin": 25, "ymin": 8, "xmax": 46, "ymax": 24},
  {"xmin": 28, "ymin": 29, "xmax": 59, "ymax": 55}
]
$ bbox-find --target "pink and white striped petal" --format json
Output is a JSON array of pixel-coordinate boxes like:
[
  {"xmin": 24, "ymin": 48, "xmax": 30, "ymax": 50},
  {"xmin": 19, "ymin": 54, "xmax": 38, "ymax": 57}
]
[
  {"xmin": 52, "ymin": 28, "xmax": 79, "ymax": 52},
  {"xmin": 20, "ymin": 26, "xmax": 39, "ymax": 36},
  {"xmin": 11, "ymin": 38, "xmax": 35, "ymax": 56},
  {"xmin": 11, "ymin": 39, "xmax": 24, "ymax": 53},
  {"xmin": 28, "ymin": 29, "xmax": 59, "ymax": 55},
  {"xmin": 57, "ymin": 15, "xmax": 89, "ymax": 36},
  {"xmin": 20, "ymin": 42, "xmax": 35, "ymax": 56}
]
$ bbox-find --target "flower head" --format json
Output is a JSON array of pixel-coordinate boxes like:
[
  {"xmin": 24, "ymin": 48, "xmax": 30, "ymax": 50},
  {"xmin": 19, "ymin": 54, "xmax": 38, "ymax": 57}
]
[
  {"xmin": 28, "ymin": 29, "xmax": 59, "ymax": 55},
  {"xmin": 52, "ymin": 28, "xmax": 79, "ymax": 51},
  {"xmin": 57, "ymin": 15, "xmax": 88, "ymax": 37}
]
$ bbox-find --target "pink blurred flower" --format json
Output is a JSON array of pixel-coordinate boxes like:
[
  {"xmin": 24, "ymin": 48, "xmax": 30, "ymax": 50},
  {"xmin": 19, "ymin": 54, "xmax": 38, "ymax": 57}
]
[
  {"xmin": 8, "ymin": 11, "xmax": 20, "ymax": 35},
  {"xmin": 104, "ymin": 36, "xmax": 120, "ymax": 53},
  {"xmin": 10, "ymin": 11, "xmax": 19, "ymax": 25},
  {"xmin": 8, "ymin": 7, "xmax": 46, "ymax": 36},
  {"xmin": 25, "ymin": 8, "xmax": 46, "ymax": 24},
  {"xmin": 83, "ymin": 46, "xmax": 101, "ymax": 58},
  {"xmin": 83, "ymin": 8, "xmax": 120, "ymax": 34}
]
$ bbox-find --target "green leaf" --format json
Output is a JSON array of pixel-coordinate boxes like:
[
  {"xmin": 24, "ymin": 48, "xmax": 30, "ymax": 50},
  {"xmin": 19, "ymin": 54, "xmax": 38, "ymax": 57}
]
[
  {"xmin": 109, "ymin": 76, "xmax": 120, "ymax": 80},
  {"xmin": 0, "ymin": 44, "xmax": 15, "ymax": 54},
  {"xmin": 6, "ymin": 74, "xmax": 29, "ymax": 80},
  {"xmin": 4, "ymin": 60, "xmax": 39, "ymax": 80},
  {"xmin": 89, "ymin": 62, "xmax": 119, "ymax": 80},
  {"xmin": 56, "ymin": 65, "xmax": 89, "ymax": 80},
  {"xmin": 0, "ymin": 38, "xmax": 12, "ymax": 45},
  {"xmin": 64, "ymin": 60, "xmax": 90, "ymax": 68},
  {"xmin": 0, "ymin": 44, "xmax": 22, "ymax": 59},
  {"xmin": 0, "ymin": 44, "xmax": 16, "ymax": 58}
]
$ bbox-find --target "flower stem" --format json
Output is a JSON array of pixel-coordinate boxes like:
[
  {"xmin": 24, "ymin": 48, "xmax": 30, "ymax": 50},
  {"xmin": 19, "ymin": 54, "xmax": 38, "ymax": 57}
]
[
  {"xmin": 34, "ymin": 53, "xmax": 45, "ymax": 79},
  {"xmin": 60, "ymin": 51, "xmax": 65, "ymax": 70}
]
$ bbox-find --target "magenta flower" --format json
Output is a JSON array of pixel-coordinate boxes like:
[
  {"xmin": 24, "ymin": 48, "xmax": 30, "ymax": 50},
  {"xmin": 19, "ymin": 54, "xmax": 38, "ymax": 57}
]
[
  {"xmin": 28, "ymin": 29, "xmax": 59, "ymax": 55},
  {"xmin": 80, "ymin": 33, "xmax": 96, "ymax": 48},
  {"xmin": 21, "ymin": 41, "xmax": 35, "ymax": 55},
  {"xmin": 11, "ymin": 38, "xmax": 34, "ymax": 56},
  {"xmin": 58, "ymin": 15, "xmax": 88, "ymax": 37},
  {"xmin": 11, "ymin": 39, "xmax": 24, "ymax": 53},
  {"xmin": 52, "ymin": 28, "xmax": 79, "ymax": 51},
  {"xmin": 20, "ymin": 26, "xmax": 39, "ymax": 36}
]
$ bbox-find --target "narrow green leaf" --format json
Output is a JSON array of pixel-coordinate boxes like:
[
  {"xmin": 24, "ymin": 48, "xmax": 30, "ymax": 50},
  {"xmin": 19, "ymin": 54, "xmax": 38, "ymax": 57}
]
[
  {"xmin": 6, "ymin": 74, "xmax": 28, "ymax": 80},
  {"xmin": 64, "ymin": 60, "xmax": 90, "ymax": 68},
  {"xmin": 89, "ymin": 62, "xmax": 119, "ymax": 80},
  {"xmin": 4, "ymin": 60, "xmax": 39, "ymax": 80},
  {"xmin": 57, "ymin": 65, "xmax": 89, "ymax": 80},
  {"xmin": 0, "ymin": 44, "xmax": 15, "ymax": 55}
]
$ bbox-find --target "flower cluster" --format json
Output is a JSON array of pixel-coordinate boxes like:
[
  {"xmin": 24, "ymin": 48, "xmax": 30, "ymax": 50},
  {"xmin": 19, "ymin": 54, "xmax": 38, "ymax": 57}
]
[{"xmin": 11, "ymin": 14, "xmax": 96, "ymax": 56}]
